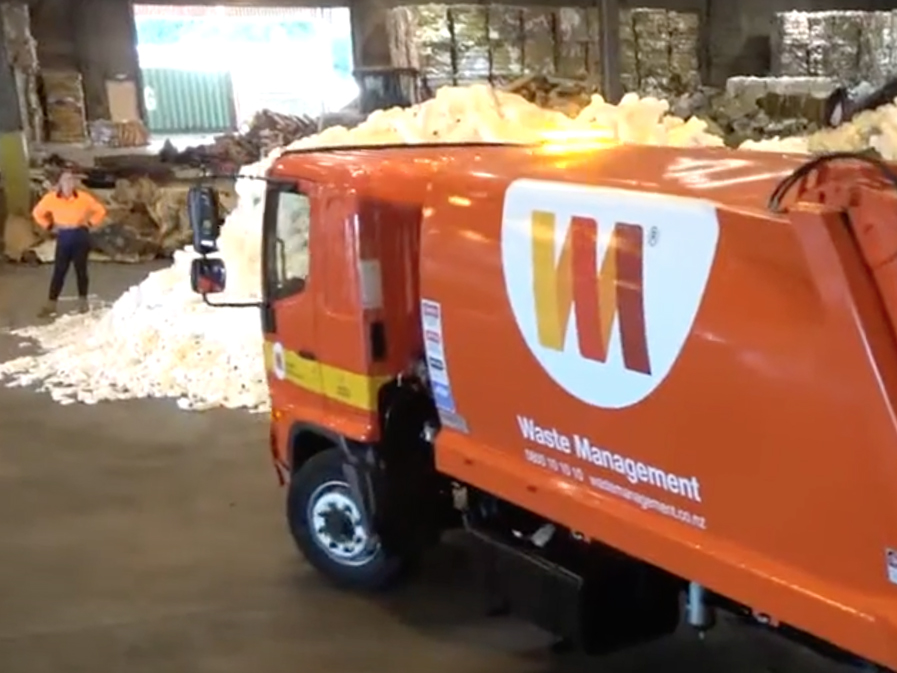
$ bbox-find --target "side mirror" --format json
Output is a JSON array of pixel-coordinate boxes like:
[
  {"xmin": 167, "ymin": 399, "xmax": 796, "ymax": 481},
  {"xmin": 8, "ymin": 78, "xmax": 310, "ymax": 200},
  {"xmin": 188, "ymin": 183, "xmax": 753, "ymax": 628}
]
[
  {"xmin": 823, "ymin": 86, "xmax": 851, "ymax": 128},
  {"xmin": 191, "ymin": 257, "xmax": 226, "ymax": 294},
  {"xmin": 187, "ymin": 185, "xmax": 223, "ymax": 255}
]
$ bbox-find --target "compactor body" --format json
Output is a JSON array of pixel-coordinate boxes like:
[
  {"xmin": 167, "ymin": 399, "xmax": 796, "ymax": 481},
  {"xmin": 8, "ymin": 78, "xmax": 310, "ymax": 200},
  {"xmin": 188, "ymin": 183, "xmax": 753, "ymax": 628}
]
[{"xmin": 196, "ymin": 142, "xmax": 897, "ymax": 671}]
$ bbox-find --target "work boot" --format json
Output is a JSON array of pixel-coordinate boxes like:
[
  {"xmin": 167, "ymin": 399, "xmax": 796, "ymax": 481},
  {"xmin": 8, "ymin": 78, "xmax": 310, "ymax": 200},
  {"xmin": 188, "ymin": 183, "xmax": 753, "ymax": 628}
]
[
  {"xmin": 77, "ymin": 297, "xmax": 89, "ymax": 314},
  {"xmin": 37, "ymin": 300, "xmax": 57, "ymax": 318}
]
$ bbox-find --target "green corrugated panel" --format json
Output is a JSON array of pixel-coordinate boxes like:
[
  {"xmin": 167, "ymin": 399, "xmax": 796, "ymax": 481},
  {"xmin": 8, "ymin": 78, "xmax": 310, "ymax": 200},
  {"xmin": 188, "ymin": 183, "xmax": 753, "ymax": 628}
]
[{"xmin": 142, "ymin": 68, "xmax": 236, "ymax": 134}]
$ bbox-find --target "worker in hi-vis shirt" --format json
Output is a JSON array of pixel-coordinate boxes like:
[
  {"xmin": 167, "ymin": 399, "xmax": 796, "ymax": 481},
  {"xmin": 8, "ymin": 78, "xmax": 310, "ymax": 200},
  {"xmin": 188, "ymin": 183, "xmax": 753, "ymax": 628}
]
[{"xmin": 31, "ymin": 167, "xmax": 107, "ymax": 318}]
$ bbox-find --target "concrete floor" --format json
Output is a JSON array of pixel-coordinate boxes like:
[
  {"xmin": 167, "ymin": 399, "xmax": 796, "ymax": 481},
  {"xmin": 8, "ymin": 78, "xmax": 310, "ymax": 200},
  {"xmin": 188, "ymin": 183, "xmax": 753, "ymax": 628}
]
[{"xmin": 0, "ymin": 262, "xmax": 852, "ymax": 673}]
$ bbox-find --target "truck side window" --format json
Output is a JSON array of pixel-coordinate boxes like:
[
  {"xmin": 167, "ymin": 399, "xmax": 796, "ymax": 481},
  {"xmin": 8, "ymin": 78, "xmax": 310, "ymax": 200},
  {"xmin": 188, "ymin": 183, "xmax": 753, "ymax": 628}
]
[{"xmin": 272, "ymin": 189, "xmax": 310, "ymax": 295}]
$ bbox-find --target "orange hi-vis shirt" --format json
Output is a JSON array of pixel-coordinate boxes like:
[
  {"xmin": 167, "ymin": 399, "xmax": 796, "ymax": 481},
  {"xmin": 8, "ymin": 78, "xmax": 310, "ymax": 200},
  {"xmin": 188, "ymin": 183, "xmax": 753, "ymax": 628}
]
[{"xmin": 31, "ymin": 190, "xmax": 107, "ymax": 230}]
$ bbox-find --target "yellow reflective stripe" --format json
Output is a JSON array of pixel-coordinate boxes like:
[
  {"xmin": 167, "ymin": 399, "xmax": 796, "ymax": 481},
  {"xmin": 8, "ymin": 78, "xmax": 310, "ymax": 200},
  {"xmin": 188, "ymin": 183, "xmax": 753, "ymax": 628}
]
[
  {"xmin": 322, "ymin": 364, "xmax": 390, "ymax": 411},
  {"xmin": 263, "ymin": 341, "xmax": 389, "ymax": 412},
  {"xmin": 263, "ymin": 344, "xmax": 274, "ymax": 371},
  {"xmin": 284, "ymin": 349, "xmax": 320, "ymax": 389}
]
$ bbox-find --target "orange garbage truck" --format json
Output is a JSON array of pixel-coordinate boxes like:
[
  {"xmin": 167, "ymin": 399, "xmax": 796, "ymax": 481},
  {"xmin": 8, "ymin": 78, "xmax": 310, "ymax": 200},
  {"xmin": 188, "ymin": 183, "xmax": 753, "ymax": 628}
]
[{"xmin": 189, "ymin": 142, "xmax": 897, "ymax": 671}]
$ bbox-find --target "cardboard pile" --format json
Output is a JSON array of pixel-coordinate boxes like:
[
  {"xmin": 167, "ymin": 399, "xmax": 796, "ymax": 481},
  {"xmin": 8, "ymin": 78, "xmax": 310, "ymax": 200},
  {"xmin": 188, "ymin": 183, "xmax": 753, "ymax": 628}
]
[
  {"xmin": 3, "ymin": 162, "xmax": 236, "ymax": 265},
  {"xmin": 87, "ymin": 178, "xmax": 236, "ymax": 263},
  {"xmin": 502, "ymin": 74, "xmax": 601, "ymax": 117},
  {"xmin": 42, "ymin": 70, "xmax": 87, "ymax": 143},
  {"xmin": 88, "ymin": 120, "xmax": 151, "ymax": 149},
  {"xmin": 165, "ymin": 109, "xmax": 318, "ymax": 168}
]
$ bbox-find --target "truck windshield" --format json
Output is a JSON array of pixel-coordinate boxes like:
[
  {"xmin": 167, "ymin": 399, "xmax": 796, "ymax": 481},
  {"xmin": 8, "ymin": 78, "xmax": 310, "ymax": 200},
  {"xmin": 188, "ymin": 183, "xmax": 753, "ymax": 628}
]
[{"xmin": 265, "ymin": 186, "xmax": 310, "ymax": 297}]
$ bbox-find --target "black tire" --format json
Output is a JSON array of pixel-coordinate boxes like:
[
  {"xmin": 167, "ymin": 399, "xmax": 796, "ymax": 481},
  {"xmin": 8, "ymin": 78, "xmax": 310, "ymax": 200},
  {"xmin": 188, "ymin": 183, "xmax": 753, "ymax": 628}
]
[{"xmin": 287, "ymin": 447, "xmax": 407, "ymax": 591}]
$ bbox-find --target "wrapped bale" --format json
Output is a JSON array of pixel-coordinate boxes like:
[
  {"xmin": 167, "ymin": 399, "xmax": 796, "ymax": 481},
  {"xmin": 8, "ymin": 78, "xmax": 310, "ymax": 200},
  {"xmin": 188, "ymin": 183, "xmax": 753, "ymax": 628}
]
[
  {"xmin": 821, "ymin": 12, "xmax": 863, "ymax": 82},
  {"xmin": 775, "ymin": 10, "xmax": 871, "ymax": 82},
  {"xmin": 753, "ymin": 77, "xmax": 833, "ymax": 131},
  {"xmin": 555, "ymin": 8, "xmax": 589, "ymax": 79},
  {"xmin": 631, "ymin": 9, "xmax": 671, "ymax": 94},
  {"xmin": 859, "ymin": 11, "xmax": 897, "ymax": 87},
  {"xmin": 450, "ymin": 5, "xmax": 489, "ymax": 81},
  {"xmin": 488, "ymin": 5, "xmax": 523, "ymax": 81},
  {"xmin": 585, "ymin": 8, "xmax": 602, "ymax": 82},
  {"xmin": 806, "ymin": 13, "xmax": 827, "ymax": 78},
  {"xmin": 419, "ymin": 5, "xmax": 454, "ymax": 80},
  {"xmin": 804, "ymin": 11, "xmax": 863, "ymax": 80},
  {"xmin": 522, "ymin": 7, "xmax": 555, "ymax": 75},
  {"xmin": 556, "ymin": 43, "xmax": 588, "ymax": 80},
  {"xmin": 42, "ymin": 70, "xmax": 87, "ymax": 143},
  {"xmin": 620, "ymin": 9, "xmax": 700, "ymax": 96},
  {"xmin": 772, "ymin": 11, "xmax": 810, "ymax": 76},
  {"xmin": 619, "ymin": 11, "xmax": 638, "ymax": 92},
  {"xmin": 668, "ymin": 12, "xmax": 700, "ymax": 92},
  {"xmin": 556, "ymin": 8, "xmax": 588, "ymax": 42},
  {"xmin": 726, "ymin": 76, "xmax": 837, "ymax": 104},
  {"xmin": 386, "ymin": 5, "xmax": 454, "ymax": 83}
]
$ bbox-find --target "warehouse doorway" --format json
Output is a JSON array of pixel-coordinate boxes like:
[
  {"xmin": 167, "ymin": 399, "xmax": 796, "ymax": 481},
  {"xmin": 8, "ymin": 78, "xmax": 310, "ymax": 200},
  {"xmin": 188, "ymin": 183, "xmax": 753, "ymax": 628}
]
[{"xmin": 132, "ymin": 5, "xmax": 356, "ymax": 136}]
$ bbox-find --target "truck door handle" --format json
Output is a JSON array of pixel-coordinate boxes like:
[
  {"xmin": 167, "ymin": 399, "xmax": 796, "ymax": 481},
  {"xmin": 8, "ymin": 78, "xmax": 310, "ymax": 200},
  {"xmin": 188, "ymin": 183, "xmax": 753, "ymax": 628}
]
[{"xmin": 298, "ymin": 350, "xmax": 317, "ymax": 361}]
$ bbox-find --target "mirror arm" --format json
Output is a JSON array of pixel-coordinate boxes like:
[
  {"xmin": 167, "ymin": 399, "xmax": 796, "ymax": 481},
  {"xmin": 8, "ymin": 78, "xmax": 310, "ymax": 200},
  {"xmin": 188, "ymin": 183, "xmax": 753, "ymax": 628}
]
[{"xmin": 200, "ymin": 294, "xmax": 265, "ymax": 310}]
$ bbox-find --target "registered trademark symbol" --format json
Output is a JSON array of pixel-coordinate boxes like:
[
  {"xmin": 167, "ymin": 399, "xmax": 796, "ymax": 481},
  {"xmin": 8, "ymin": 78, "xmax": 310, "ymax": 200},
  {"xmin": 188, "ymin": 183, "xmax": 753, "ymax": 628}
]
[{"xmin": 648, "ymin": 226, "xmax": 660, "ymax": 246}]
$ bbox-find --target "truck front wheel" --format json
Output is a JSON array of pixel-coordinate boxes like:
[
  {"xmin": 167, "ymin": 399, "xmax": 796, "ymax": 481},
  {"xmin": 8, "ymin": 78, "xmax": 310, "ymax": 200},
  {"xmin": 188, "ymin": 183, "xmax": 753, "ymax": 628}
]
[{"xmin": 287, "ymin": 447, "xmax": 407, "ymax": 591}]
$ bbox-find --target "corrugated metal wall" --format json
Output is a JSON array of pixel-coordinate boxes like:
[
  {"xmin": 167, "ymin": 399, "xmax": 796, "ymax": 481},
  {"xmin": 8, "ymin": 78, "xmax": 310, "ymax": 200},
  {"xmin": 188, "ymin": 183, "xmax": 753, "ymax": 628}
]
[{"xmin": 141, "ymin": 68, "xmax": 236, "ymax": 134}]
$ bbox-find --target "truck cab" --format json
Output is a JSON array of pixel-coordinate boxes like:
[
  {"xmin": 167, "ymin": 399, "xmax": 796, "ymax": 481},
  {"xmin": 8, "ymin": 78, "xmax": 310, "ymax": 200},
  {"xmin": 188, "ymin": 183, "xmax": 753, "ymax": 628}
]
[
  {"xmin": 190, "ymin": 143, "xmax": 897, "ymax": 672},
  {"xmin": 193, "ymin": 146, "xmax": 487, "ymax": 587},
  {"xmin": 259, "ymin": 154, "xmax": 420, "ymax": 450}
]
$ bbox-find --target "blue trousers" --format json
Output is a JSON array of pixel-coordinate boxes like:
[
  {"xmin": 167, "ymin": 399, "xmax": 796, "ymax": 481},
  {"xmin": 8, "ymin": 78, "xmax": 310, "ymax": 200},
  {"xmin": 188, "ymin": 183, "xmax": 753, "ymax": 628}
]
[{"xmin": 48, "ymin": 227, "xmax": 90, "ymax": 301}]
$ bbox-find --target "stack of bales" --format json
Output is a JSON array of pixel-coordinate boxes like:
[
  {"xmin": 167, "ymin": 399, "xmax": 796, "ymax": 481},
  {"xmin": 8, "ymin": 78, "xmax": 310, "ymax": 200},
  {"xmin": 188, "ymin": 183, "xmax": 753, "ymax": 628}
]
[
  {"xmin": 386, "ymin": 4, "xmax": 701, "ymax": 97},
  {"xmin": 42, "ymin": 70, "xmax": 88, "ymax": 143},
  {"xmin": 772, "ymin": 10, "xmax": 897, "ymax": 85},
  {"xmin": 619, "ymin": 9, "xmax": 700, "ymax": 96}
]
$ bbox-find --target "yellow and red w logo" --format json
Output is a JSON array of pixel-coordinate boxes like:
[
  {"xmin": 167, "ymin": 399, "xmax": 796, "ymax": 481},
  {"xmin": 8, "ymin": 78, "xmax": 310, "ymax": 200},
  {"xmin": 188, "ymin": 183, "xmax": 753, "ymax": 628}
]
[{"xmin": 530, "ymin": 211, "xmax": 651, "ymax": 375}]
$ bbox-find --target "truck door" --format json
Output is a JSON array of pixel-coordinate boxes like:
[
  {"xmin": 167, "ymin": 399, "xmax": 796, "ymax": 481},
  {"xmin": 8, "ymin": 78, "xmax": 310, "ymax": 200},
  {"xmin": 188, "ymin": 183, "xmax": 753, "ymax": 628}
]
[{"xmin": 261, "ymin": 178, "xmax": 324, "ymax": 424}]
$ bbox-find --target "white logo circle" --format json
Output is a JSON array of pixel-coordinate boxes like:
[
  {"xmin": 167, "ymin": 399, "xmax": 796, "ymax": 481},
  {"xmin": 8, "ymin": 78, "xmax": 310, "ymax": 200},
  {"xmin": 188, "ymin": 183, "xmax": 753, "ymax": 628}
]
[
  {"xmin": 272, "ymin": 342, "xmax": 287, "ymax": 381},
  {"xmin": 501, "ymin": 180, "xmax": 719, "ymax": 409}
]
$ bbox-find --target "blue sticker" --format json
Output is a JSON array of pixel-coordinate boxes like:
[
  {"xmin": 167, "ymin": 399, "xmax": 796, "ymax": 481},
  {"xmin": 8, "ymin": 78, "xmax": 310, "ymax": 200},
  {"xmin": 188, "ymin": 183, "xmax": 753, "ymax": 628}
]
[
  {"xmin": 421, "ymin": 299, "xmax": 458, "ymax": 414},
  {"xmin": 432, "ymin": 381, "xmax": 456, "ymax": 413}
]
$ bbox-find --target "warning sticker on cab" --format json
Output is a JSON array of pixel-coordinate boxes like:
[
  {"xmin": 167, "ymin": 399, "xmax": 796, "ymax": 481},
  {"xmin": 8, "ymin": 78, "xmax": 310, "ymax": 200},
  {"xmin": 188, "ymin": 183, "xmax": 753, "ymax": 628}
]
[{"xmin": 420, "ymin": 298, "xmax": 463, "ymax": 425}]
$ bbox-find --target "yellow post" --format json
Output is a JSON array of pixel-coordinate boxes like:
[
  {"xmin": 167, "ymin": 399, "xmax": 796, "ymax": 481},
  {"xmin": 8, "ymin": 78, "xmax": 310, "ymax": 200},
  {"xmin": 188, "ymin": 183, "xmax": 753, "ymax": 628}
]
[
  {"xmin": 0, "ymin": 130, "xmax": 29, "ymax": 216},
  {"xmin": 0, "ymin": 10, "xmax": 30, "ymax": 220}
]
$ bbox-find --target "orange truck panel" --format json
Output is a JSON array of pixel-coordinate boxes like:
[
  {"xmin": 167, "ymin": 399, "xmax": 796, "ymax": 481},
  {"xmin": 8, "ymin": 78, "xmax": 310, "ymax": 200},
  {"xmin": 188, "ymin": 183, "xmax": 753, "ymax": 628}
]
[
  {"xmin": 260, "ymin": 144, "xmax": 897, "ymax": 670},
  {"xmin": 418, "ymin": 147, "xmax": 897, "ymax": 668}
]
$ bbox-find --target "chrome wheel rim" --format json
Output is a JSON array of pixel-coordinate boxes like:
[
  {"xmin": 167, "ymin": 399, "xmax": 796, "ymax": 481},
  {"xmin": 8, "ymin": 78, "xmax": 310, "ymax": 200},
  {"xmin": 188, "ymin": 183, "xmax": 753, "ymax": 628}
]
[{"xmin": 306, "ymin": 480, "xmax": 379, "ymax": 567}]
